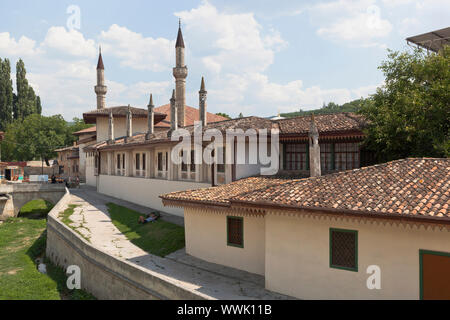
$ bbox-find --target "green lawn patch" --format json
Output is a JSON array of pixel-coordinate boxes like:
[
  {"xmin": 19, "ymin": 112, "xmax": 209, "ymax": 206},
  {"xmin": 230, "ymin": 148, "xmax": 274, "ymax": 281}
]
[
  {"xmin": 18, "ymin": 199, "xmax": 54, "ymax": 219},
  {"xmin": 0, "ymin": 201, "xmax": 95, "ymax": 300},
  {"xmin": 107, "ymin": 203, "xmax": 185, "ymax": 257}
]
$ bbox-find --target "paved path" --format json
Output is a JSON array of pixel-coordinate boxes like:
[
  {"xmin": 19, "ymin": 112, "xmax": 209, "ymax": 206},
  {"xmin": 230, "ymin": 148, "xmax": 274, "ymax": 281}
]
[{"xmin": 64, "ymin": 186, "xmax": 292, "ymax": 300}]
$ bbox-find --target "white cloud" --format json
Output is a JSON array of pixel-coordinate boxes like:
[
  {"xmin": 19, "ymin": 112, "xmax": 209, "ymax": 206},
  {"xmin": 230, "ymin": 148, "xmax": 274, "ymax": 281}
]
[
  {"xmin": 310, "ymin": 0, "xmax": 392, "ymax": 47},
  {"xmin": 41, "ymin": 26, "xmax": 97, "ymax": 58},
  {"xmin": 0, "ymin": 32, "xmax": 40, "ymax": 56},
  {"xmin": 176, "ymin": 1, "xmax": 288, "ymax": 74},
  {"xmin": 99, "ymin": 24, "xmax": 173, "ymax": 72}
]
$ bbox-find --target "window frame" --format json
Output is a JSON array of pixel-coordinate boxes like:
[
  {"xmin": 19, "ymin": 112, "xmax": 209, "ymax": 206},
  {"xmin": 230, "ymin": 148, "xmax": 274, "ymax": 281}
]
[
  {"xmin": 226, "ymin": 216, "xmax": 244, "ymax": 248},
  {"xmin": 283, "ymin": 143, "xmax": 308, "ymax": 171},
  {"xmin": 329, "ymin": 228, "xmax": 358, "ymax": 272}
]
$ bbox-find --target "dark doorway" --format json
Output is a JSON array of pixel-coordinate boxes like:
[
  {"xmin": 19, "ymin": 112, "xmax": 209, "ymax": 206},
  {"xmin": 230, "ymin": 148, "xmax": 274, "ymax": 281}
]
[{"xmin": 5, "ymin": 169, "xmax": 11, "ymax": 181}]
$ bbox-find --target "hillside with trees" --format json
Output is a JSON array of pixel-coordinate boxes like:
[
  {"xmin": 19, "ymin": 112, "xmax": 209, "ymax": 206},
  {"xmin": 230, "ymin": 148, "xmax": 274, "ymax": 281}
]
[{"xmin": 280, "ymin": 98, "xmax": 370, "ymax": 118}]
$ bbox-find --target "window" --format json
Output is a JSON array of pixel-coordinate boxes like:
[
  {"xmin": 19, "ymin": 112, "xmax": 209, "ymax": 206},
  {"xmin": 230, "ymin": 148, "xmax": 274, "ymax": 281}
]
[
  {"xmin": 330, "ymin": 228, "xmax": 358, "ymax": 272},
  {"xmin": 181, "ymin": 150, "xmax": 188, "ymax": 172},
  {"xmin": 284, "ymin": 143, "xmax": 308, "ymax": 171},
  {"xmin": 217, "ymin": 147, "xmax": 225, "ymax": 173},
  {"xmin": 190, "ymin": 150, "xmax": 196, "ymax": 172},
  {"xmin": 320, "ymin": 143, "xmax": 334, "ymax": 172},
  {"xmin": 136, "ymin": 153, "xmax": 140, "ymax": 170},
  {"xmin": 157, "ymin": 152, "xmax": 163, "ymax": 171},
  {"xmin": 165, "ymin": 152, "xmax": 168, "ymax": 171},
  {"xmin": 227, "ymin": 216, "xmax": 243, "ymax": 248},
  {"xmin": 334, "ymin": 143, "xmax": 360, "ymax": 171},
  {"xmin": 142, "ymin": 153, "xmax": 146, "ymax": 171},
  {"xmin": 117, "ymin": 154, "xmax": 121, "ymax": 169},
  {"xmin": 122, "ymin": 154, "xmax": 125, "ymax": 170}
]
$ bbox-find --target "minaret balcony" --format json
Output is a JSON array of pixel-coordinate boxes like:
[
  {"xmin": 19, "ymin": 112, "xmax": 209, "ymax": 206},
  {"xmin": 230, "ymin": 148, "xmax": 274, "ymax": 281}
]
[
  {"xmin": 95, "ymin": 85, "xmax": 107, "ymax": 95},
  {"xmin": 173, "ymin": 67, "xmax": 188, "ymax": 79}
]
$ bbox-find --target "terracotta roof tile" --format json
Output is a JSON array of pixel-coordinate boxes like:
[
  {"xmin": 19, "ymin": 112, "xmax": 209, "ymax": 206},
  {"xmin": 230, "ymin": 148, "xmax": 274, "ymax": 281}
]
[
  {"xmin": 83, "ymin": 106, "xmax": 166, "ymax": 124},
  {"xmin": 161, "ymin": 158, "xmax": 450, "ymax": 222},
  {"xmin": 154, "ymin": 104, "xmax": 228, "ymax": 127},
  {"xmin": 161, "ymin": 177, "xmax": 291, "ymax": 206},
  {"xmin": 73, "ymin": 126, "xmax": 96, "ymax": 135},
  {"xmin": 276, "ymin": 112, "xmax": 367, "ymax": 135}
]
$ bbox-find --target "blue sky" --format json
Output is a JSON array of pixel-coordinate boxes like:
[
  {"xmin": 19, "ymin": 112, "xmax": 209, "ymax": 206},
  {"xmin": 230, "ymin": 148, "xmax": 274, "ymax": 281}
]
[{"xmin": 0, "ymin": 0, "xmax": 449, "ymax": 120}]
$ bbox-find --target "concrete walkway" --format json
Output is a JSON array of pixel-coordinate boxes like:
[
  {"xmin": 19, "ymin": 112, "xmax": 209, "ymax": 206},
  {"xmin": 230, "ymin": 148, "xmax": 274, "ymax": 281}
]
[{"xmin": 64, "ymin": 186, "xmax": 292, "ymax": 300}]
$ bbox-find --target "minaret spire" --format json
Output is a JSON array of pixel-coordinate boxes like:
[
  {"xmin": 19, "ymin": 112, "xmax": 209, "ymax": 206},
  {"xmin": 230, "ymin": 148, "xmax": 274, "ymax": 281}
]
[
  {"xmin": 173, "ymin": 22, "xmax": 187, "ymax": 127},
  {"xmin": 199, "ymin": 77, "xmax": 207, "ymax": 126},
  {"xmin": 95, "ymin": 47, "xmax": 107, "ymax": 109}
]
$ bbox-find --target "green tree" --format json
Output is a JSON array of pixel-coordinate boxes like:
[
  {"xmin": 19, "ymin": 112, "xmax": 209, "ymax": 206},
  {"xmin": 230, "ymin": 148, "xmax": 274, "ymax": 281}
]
[
  {"xmin": 14, "ymin": 59, "xmax": 40, "ymax": 120},
  {"xmin": 2, "ymin": 114, "xmax": 71, "ymax": 161},
  {"xmin": 0, "ymin": 58, "xmax": 14, "ymax": 130},
  {"xmin": 359, "ymin": 47, "xmax": 450, "ymax": 161},
  {"xmin": 238, "ymin": 112, "xmax": 244, "ymax": 118},
  {"xmin": 216, "ymin": 112, "xmax": 231, "ymax": 119},
  {"xmin": 35, "ymin": 96, "xmax": 42, "ymax": 115}
]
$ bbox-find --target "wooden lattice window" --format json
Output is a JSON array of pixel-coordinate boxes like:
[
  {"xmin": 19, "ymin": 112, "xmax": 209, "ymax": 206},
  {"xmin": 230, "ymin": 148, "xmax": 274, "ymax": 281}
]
[
  {"xmin": 320, "ymin": 143, "xmax": 334, "ymax": 171},
  {"xmin": 334, "ymin": 143, "xmax": 360, "ymax": 171},
  {"xmin": 330, "ymin": 228, "xmax": 358, "ymax": 271},
  {"xmin": 227, "ymin": 216, "xmax": 243, "ymax": 248},
  {"xmin": 284, "ymin": 143, "xmax": 308, "ymax": 170}
]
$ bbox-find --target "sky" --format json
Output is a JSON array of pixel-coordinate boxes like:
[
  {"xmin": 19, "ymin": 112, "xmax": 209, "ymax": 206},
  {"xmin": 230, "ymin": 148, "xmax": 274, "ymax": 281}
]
[{"xmin": 0, "ymin": 0, "xmax": 449, "ymax": 120}]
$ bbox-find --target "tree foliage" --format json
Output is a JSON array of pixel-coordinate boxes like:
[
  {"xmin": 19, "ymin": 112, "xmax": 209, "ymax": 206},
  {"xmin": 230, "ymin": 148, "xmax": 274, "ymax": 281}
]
[
  {"xmin": 360, "ymin": 47, "xmax": 450, "ymax": 161},
  {"xmin": 0, "ymin": 58, "xmax": 14, "ymax": 130},
  {"xmin": 1, "ymin": 114, "xmax": 92, "ymax": 162},
  {"xmin": 216, "ymin": 112, "xmax": 231, "ymax": 119},
  {"xmin": 281, "ymin": 98, "xmax": 370, "ymax": 118}
]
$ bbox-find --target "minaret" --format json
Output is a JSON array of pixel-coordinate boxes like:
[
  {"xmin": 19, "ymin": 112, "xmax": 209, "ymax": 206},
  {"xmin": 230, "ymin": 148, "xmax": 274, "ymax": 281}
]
[
  {"xmin": 146, "ymin": 94, "xmax": 154, "ymax": 140},
  {"xmin": 170, "ymin": 89, "xmax": 177, "ymax": 131},
  {"xmin": 173, "ymin": 20, "xmax": 188, "ymax": 127},
  {"xmin": 199, "ymin": 77, "xmax": 207, "ymax": 126},
  {"xmin": 309, "ymin": 114, "xmax": 321, "ymax": 177},
  {"xmin": 107, "ymin": 110, "xmax": 114, "ymax": 145},
  {"xmin": 126, "ymin": 104, "xmax": 132, "ymax": 141},
  {"xmin": 94, "ymin": 47, "xmax": 107, "ymax": 109}
]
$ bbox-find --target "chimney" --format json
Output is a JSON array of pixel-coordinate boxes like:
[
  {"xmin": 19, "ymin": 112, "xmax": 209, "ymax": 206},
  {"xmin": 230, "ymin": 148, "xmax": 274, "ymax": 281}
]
[
  {"xmin": 199, "ymin": 77, "xmax": 207, "ymax": 126},
  {"xmin": 107, "ymin": 110, "xmax": 114, "ymax": 144},
  {"xmin": 146, "ymin": 94, "xmax": 154, "ymax": 140},
  {"xmin": 125, "ymin": 104, "xmax": 132, "ymax": 142},
  {"xmin": 309, "ymin": 114, "xmax": 321, "ymax": 177},
  {"xmin": 170, "ymin": 89, "xmax": 177, "ymax": 131}
]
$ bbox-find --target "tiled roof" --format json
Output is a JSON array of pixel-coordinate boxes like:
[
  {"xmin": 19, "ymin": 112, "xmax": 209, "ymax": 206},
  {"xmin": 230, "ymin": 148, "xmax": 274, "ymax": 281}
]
[
  {"xmin": 276, "ymin": 113, "xmax": 367, "ymax": 135},
  {"xmin": 96, "ymin": 116, "xmax": 276, "ymax": 151},
  {"xmin": 83, "ymin": 106, "xmax": 166, "ymax": 124},
  {"xmin": 161, "ymin": 177, "xmax": 290, "ymax": 206},
  {"xmin": 161, "ymin": 158, "xmax": 450, "ymax": 222},
  {"xmin": 154, "ymin": 104, "xmax": 228, "ymax": 127},
  {"xmin": 73, "ymin": 126, "xmax": 96, "ymax": 135}
]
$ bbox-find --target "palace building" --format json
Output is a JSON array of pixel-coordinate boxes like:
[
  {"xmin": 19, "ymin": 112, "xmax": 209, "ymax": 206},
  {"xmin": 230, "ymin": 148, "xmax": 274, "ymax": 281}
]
[{"xmin": 78, "ymin": 24, "xmax": 373, "ymax": 217}]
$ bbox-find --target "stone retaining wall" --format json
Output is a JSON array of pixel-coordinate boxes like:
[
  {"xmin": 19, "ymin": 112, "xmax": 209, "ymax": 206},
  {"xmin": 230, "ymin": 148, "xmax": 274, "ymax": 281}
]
[{"xmin": 46, "ymin": 190, "xmax": 207, "ymax": 300}]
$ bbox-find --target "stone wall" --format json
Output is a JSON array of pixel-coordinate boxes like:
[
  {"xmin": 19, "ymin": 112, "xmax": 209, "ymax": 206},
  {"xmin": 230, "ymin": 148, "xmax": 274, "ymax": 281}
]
[{"xmin": 46, "ymin": 191, "xmax": 208, "ymax": 300}]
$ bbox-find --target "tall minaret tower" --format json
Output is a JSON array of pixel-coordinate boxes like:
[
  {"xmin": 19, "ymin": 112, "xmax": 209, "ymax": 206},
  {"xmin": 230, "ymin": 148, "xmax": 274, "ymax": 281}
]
[
  {"xmin": 95, "ymin": 47, "xmax": 107, "ymax": 109},
  {"xmin": 199, "ymin": 77, "xmax": 207, "ymax": 126},
  {"xmin": 173, "ymin": 20, "xmax": 188, "ymax": 127}
]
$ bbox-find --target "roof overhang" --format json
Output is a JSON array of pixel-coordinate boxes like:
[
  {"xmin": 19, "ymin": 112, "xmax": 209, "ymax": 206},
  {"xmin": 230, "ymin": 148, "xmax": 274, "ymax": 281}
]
[{"xmin": 406, "ymin": 27, "xmax": 450, "ymax": 53}]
